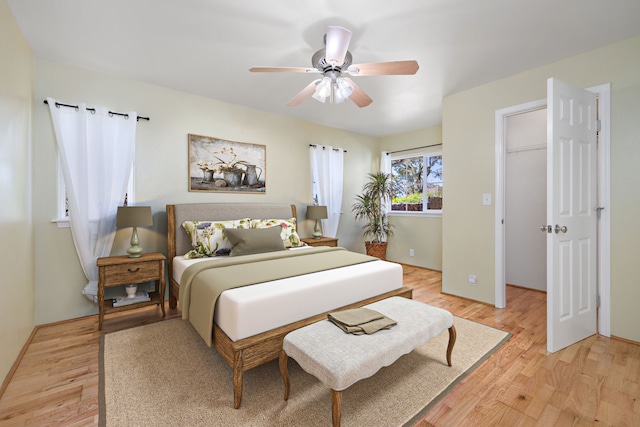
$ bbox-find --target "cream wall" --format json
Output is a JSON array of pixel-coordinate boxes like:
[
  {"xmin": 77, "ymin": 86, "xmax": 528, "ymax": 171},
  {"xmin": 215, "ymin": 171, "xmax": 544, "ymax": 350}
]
[
  {"xmin": 442, "ymin": 35, "xmax": 640, "ymax": 342},
  {"xmin": 379, "ymin": 126, "xmax": 443, "ymax": 270},
  {"xmin": 0, "ymin": 0, "xmax": 34, "ymax": 383},
  {"xmin": 32, "ymin": 59, "xmax": 378, "ymax": 325}
]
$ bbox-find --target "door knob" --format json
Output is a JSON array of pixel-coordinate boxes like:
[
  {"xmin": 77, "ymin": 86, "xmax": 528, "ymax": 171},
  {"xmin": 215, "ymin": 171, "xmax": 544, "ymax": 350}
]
[
  {"xmin": 540, "ymin": 225, "xmax": 548, "ymax": 232},
  {"xmin": 554, "ymin": 224, "xmax": 567, "ymax": 233}
]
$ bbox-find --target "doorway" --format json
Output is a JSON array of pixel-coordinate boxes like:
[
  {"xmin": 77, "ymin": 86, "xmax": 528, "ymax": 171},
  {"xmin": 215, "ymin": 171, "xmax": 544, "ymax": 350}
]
[
  {"xmin": 494, "ymin": 83, "xmax": 611, "ymax": 337},
  {"xmin": 505, "ymin": 108, "xmax": 547, "ymax": 292}
]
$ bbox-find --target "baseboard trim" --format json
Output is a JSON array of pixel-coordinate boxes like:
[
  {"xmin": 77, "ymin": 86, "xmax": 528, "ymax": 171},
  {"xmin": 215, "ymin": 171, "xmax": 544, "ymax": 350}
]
[
  {"xmin": 398, "ymin": 262, "xmax": 442, "ymax": 272},
  {"xmin": 0, "ymin": 325, "xmax": 39, "ymax": 400},
  {"xmin": 609, "ymin": 334, "xmax": 640, "ymax": 347}
]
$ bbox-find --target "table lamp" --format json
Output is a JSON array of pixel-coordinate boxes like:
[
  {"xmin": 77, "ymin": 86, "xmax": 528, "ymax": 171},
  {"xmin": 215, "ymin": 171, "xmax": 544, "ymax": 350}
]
[
  {"xmin": 116, "ymin": 206, "xmax": 153, "ymax": 257},
  {"xmin": 306, "ymin": 205, "xmax": 328, "ymax": 239}
]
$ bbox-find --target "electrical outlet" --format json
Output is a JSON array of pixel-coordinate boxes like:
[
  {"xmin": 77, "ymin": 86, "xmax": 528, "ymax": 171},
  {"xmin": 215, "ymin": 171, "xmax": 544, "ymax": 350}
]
[
  {"xmin": 468, "ymin": 274, "xmax": 477, "ymax": 286},
  {"xmin": 409, "ymin": 249, "xmax": 414, "ymax": 257}
]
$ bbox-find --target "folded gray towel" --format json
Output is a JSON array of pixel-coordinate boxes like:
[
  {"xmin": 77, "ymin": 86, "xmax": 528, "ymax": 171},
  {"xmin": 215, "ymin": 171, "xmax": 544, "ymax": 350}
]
[
  {"xmin": 328, "ymin": 307, "xmax": 397, "ymax": 335},
  {"xmin": 328, "ymin": 307, "xmax": 383, "ymax": 326}
]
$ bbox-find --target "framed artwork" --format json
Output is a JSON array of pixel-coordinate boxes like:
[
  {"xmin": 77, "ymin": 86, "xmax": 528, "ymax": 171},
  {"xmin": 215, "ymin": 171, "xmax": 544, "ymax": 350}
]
[{"xmin": 188, "ymin": 134, "xmax": 266, "ymax": 193}]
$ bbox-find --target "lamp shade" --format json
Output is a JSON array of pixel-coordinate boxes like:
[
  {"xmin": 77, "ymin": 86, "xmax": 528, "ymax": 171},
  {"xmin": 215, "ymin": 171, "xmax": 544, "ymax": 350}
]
[
  {"xmin": 116, "ymin": 206, "xmax": 153, "ymax": 228},
  {"xmin": 312, "ymin": 77, "xmax": 332, "ymax": 103},
  {"xmin": 306, "ymin": 205, "xmax": 328, "ymax": 220}
]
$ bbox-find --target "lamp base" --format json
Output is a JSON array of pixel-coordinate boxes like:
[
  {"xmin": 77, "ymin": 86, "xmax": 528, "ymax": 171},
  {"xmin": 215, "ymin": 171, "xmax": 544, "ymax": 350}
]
[
  {"xmin": 127, "ymin": 246, "xmax": 143, "ymax": 258},
  {"xmin": 312, "ymin": 219, "xmax": 322, "ymax": 239},
  {"xmin": 127, "ymin": 226, "xmax": 143, "ymax": 257}
]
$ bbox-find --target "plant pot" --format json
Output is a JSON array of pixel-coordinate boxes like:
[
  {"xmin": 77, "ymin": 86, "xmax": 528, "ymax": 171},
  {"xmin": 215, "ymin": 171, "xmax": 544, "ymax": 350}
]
[{"xmin": 365, "ymin": 242, "xmax": 387, "ymax": 260}]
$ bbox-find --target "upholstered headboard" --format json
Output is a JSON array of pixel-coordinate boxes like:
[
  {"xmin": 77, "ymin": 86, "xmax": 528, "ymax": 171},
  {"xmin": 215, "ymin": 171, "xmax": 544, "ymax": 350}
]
[{"xmin": 167, "ymin": 203, "xmax": 297, "ymax": 259}]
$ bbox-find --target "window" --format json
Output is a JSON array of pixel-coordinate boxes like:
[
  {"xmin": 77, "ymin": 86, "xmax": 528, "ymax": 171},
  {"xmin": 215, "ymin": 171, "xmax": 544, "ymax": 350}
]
[
  {"xmin": 53, "ymin": 156, "xmax": 135, "ymax": 227},
  {"xmin": 389, "ymin": 152, "xmax": 442, "ymax": 214}
]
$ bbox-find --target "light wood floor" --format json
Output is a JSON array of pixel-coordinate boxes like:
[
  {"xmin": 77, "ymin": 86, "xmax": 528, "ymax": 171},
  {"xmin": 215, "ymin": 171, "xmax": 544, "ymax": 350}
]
[{"xmin": 0, "ymin": 266, "xmax": 638, "ymax": 426}]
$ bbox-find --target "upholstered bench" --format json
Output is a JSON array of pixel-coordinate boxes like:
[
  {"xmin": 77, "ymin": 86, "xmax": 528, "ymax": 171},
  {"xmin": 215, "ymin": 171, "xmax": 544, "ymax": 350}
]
[{"xmin": 279, "ymin": 296, "xmax": 456, "ymax": 427}]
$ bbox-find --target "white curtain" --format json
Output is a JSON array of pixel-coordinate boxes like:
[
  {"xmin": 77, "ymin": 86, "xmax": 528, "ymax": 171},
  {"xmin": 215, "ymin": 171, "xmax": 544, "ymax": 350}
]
[
  {"xmin": 47, "ymin": 98, "xmax": 137, "ymax": 303},
  {"xmin": 380, "ymin": 151, "xmax": 391, "ymax": 213},
  {"xmin": 310, "ymin": 145, "xmax": 344, "ymax": 238},
  {"xmin": 380, "ymin": 151, "xmax": 391, "ymax": 174}
]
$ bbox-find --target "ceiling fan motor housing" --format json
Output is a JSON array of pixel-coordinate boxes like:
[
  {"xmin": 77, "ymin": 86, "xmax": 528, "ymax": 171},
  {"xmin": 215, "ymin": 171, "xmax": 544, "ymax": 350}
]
[{"xmin": 312, "ymin": 49, "xmax": 353, "ymax": 75}]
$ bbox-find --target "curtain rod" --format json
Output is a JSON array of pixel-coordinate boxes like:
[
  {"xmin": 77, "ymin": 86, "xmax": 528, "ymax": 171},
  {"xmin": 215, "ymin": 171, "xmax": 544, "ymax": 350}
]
[
  {"xmin": 309, "ymin": 144, "xmax": 347, "ymax": 153},
  {"xmin": 43, "ymin": 100, "xmax": 150, "ymax": 121},
  {"xmin": 386, "ymin": 143, "xmax": 442, "ymax": 155}
]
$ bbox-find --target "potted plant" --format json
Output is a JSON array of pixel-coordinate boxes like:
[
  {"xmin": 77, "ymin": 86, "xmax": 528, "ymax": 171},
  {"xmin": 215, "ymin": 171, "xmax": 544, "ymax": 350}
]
[{"xmin": 352, "ymin": 171, "xmax": 397, "ymax": 260}]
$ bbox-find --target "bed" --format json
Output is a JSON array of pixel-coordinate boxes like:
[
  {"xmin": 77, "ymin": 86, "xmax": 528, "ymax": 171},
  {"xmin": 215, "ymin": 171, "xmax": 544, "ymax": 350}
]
[{"xmin": 166, "ymin": 202, "xmax": 413, "ymax": 408}]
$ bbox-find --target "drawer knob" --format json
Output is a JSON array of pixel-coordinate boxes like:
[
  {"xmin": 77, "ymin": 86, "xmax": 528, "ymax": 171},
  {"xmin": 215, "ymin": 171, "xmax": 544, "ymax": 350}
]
[{"xmin": 128, "ymin": 267, "xmax": 140, "ymax": 273}]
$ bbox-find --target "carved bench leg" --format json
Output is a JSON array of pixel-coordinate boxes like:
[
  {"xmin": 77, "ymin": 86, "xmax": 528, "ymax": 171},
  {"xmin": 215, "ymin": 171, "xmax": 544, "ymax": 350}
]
[
  {"xmin": 279, "ymin": 349, "xmax": 290, "ymax": 400},
  {"xmin": 331, "ymin": 389, "xmax": 342, "ymax": 427},
  {"xmin": 446, "ymin": 325, "xmax": 457, "ymax": 366}
]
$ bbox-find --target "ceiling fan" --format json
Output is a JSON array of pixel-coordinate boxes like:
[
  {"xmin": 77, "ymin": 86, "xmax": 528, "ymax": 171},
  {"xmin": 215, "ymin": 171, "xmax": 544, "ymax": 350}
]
[{"xmin": 249, "ymin": 26, "xmax": 419, "ymax": 108}]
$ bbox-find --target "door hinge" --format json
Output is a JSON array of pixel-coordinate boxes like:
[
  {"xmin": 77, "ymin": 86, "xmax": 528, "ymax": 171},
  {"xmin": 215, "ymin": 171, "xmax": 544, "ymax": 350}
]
[
  {"xmin": 596, "ymin": 295, "xmax": 601, "ymax": 308},
  {"xmin": 596, "ymin": 119, "xmax": 601, "ymax": 133}
]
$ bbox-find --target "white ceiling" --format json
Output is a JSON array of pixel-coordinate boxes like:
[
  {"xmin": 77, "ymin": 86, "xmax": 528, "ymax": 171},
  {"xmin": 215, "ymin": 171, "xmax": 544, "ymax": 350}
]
[{"xmin": 8, "ymin": 0, "xmax": 640, "ymax": 137}]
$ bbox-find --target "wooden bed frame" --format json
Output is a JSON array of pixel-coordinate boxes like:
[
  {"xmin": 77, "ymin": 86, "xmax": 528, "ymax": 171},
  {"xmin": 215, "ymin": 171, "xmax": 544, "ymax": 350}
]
[{"xmin": 166, "ymin": 203, "xmax": 413, "ymax": 408}]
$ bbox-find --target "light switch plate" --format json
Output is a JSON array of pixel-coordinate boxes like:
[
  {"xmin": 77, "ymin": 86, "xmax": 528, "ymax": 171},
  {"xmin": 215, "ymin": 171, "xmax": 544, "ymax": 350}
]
[{"xmin": 483, "ymin": 193, "xmax": 492, "ymax": 205}]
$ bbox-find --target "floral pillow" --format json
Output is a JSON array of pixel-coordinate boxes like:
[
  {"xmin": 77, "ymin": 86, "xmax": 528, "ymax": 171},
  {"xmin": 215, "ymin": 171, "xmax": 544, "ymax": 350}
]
[
  {"xmin": 250, "ymin": 217, "xmax": 303, "ymax": 248},
  {"xmin": 182, "ymin": 218, "xmax": 251, "ymax": 259}
]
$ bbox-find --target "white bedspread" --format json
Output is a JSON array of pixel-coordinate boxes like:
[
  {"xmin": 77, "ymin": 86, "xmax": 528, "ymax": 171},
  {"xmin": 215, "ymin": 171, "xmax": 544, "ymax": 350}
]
[{"xmin": 173, "ymin": 253, "xmax": 403, "ymax": 341}]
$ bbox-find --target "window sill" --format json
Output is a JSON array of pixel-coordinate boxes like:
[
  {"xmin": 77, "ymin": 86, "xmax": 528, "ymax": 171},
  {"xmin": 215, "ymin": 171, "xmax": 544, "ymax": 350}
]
[
  {"xmin": 389, "ymin": 210, "xmax": 442, "ymax": 218},
  {"xmin": 51, "ymin": 218, "xmax": 70, "ymax": 228}
]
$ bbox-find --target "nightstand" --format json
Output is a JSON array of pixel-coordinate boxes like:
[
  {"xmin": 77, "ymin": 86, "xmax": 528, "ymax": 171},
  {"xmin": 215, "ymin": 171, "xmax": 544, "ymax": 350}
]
[
  {"xmin": 96, "ymin": 252, "xmax": 166, "ymax": 330},
  {"xmin": 301, "ymin": 236, "xmax": 339, "ymax": 247}
]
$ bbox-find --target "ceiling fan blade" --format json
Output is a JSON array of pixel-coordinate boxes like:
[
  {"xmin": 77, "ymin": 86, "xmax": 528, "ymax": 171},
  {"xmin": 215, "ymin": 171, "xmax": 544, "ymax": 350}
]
[
  {"xmin": 286, "ymin": 80, "xmax": 320, "ymax": 106},
  {"xmin": 249, "ymin": 66, "xmax": 320, "ymax": 73},
  {"xmin": 325, "ymin": 26, "xmax": 352, "ymax": 66},
  {"xmin": 347, "ymin": 60, "xmax": 419, "ymax": 76},
  {"xmin": 344, "ymin": 78, "xmax": 373, "ymax": 108}
]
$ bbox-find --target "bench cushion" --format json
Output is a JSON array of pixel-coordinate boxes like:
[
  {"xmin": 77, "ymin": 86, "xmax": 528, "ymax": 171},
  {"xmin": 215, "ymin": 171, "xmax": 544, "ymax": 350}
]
[{"xmin": 282, "ymin": 296, "xmax": 454, "ymax": 391}]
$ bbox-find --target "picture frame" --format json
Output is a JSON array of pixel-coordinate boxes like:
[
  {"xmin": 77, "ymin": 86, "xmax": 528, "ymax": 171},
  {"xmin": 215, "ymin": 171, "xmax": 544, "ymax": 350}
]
[{"xmin": 188, "ymin": 134, "xmax": 266, "ymax": 193}]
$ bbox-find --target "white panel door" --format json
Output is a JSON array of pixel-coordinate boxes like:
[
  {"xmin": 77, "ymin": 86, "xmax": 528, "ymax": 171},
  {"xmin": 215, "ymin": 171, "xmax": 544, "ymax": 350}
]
[{"xmin": 546, "ymin": 78, "xmax": 598, "ymax": 353}]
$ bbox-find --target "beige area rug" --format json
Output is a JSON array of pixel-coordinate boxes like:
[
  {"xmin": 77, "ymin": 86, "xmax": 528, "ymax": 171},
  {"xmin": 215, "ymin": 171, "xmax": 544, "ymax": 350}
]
[{"xmin": 100, "ymin": 317, "xmax": 510, "ymax": 427}]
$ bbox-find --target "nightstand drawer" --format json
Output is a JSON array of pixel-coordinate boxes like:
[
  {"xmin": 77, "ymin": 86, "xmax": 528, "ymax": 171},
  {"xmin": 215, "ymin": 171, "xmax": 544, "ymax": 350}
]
[
  {"xmin": 103, "ymin": 261, "xmax": 160, "ymax": 286},
  {"xmin": 301, "ymin": 237, "xmax": 338, "ymax": 247}
]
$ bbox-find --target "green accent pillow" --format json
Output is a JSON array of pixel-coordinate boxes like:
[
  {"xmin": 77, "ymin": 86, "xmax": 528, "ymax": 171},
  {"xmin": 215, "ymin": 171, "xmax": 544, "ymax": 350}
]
[{"xmin": 224, "ymin": 226, "xmax": 286, "ymax": 257}]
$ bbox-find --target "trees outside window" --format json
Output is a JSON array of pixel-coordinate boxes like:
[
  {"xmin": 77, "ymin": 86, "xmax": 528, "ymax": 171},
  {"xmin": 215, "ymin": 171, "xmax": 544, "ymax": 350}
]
[{"xmin": 390, "ymin": 152, "xmax": 442, "ymax": 213}]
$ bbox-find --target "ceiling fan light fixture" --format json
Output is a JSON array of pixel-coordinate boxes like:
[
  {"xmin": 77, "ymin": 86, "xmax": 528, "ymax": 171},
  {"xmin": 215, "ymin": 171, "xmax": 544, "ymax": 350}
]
[
  {"xmin": 312, "ymin": 76, "xmax": 354, "ymax": 104},
  {"xmin": 336, "ymin": 77, "xmax": 354, "ymax": 97},
  {"xmin": 312, "ymin": 77, "xmax": 332, "ymax": 103}
]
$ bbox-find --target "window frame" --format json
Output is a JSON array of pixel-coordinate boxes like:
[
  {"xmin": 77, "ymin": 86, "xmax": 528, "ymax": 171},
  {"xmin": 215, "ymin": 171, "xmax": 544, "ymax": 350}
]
[{"xmin": 388, "ymin": 150, "xmax": 443, "ymax": 217}]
